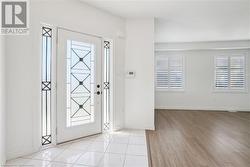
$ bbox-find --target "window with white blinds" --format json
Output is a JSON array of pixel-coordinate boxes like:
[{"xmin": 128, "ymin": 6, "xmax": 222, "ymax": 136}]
[
  {"xmin": 215, "ymin": 55, "xmax": 246, "ymax": 90},
  {"xmin": 156, "ymin": 55, "xmax": 184, "ymax": 90}
]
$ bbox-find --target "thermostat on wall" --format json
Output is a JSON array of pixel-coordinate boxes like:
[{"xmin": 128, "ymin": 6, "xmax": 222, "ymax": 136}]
[{"xmin": 126, "ymin": 71, "xmax": 136, "ymax": 78}]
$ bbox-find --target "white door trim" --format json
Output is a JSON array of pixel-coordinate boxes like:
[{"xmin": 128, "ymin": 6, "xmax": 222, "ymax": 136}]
[{"xmin": 37, "ymin": 26, "xmax": 114, "ymax": 148}]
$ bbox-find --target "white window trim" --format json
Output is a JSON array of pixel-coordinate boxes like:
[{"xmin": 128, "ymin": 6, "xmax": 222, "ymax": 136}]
[
  {"xmin": 155, "ymin": 54, "xmax": 185, "ymax": 92},
  {"xmin": 213, "ymin": 53, "xmax": 248, "ymax": 93}
]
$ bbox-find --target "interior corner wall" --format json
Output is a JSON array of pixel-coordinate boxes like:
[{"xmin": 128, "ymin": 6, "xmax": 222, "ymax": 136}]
[
  {"xmin": 124, "ymin": 19, "xmax": 155, "ymax": 130},
  {"xmin": 0, "ymin": 36, "xmax": 6, "ymax": 164},
  {"xmin": 6, "ymin": 0, "xmax": 125, "ymax": 160}
]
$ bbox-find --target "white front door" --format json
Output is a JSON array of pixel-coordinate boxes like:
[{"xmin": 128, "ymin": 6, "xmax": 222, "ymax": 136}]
[{"xmin": 57, "ymin": 28, "xmax": 102, "ymax": 143}]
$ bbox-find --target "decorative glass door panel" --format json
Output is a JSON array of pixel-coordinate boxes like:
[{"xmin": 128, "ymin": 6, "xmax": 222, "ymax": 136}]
[{"xmin": 66, "ymin": 40, "xmax": 95, "ymax": 127}]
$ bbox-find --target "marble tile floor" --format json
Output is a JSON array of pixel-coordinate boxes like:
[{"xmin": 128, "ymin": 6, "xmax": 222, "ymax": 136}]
[{"xmin": 4, "ymin": 129, "xmax": 148, "ymax": 167}]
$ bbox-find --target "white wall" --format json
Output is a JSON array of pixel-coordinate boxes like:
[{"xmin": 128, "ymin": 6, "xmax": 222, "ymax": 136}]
[
  {"xmin": 0, "ymin": 36, "xmax": 6, "ymax": 165},
  {"xmin": 6, "ymin": 0, "xmax": 125, "ymax": 160},
  {"xmin": 155, "ymin": 1, "xmax": 250, "ymax": 43},
  {"xmin": 124, "ymin": 19, "xmax": 155, "ymax": 130},
  {"xmin": 155, "ymin": 41, "xmax": 250, "ymax": 111}
]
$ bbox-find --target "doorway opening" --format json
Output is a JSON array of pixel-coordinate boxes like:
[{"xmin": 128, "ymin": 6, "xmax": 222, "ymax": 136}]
[{"xmin": 41, "ymin": 27, "xmax": 113, "ymax": 145}]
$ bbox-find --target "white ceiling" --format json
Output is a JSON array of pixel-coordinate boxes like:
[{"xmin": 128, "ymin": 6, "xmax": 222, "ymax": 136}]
[
  {"xmin": 80, "ymin": 0, "xmax": 250, "ymax": 42},
  {"xmin": 80, "ymin": 0, "xmax": 250, "ymax": 19}
]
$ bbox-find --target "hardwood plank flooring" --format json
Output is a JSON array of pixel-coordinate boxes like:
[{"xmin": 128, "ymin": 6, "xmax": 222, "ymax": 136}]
[{"xmin": 146, "ymin": 110, "xmax": 250, "ymax": 167}]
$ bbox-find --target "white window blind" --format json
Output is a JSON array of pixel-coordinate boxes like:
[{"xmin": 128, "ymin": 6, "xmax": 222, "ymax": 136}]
[
  {"xmin": 156, "ymin": 55, "xmax": 184, "ymax": 90},
  {"xmin": 215, "ymin": 55, "xmax": 246, "ymax": 90}
]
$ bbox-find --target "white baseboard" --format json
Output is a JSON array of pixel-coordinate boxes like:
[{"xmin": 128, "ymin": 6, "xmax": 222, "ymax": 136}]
[
  {"xmin": 227, "ymin": 109, "xmax": 238, "ymax": 112},
  {"xmin": 155, "ymin": 107, "xmax": 250, "ymax": 112}
]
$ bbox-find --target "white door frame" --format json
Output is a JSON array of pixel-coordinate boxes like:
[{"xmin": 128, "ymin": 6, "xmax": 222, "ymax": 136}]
[{"xmin": 43, "ymin": 26, "xmax": 114, "ymax": 146}]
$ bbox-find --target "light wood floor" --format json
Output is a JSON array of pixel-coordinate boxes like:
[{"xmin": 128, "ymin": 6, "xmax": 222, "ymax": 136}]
[{"xmin": 146, "ymin": 110, "xmax": 250, "ymax": 167}]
